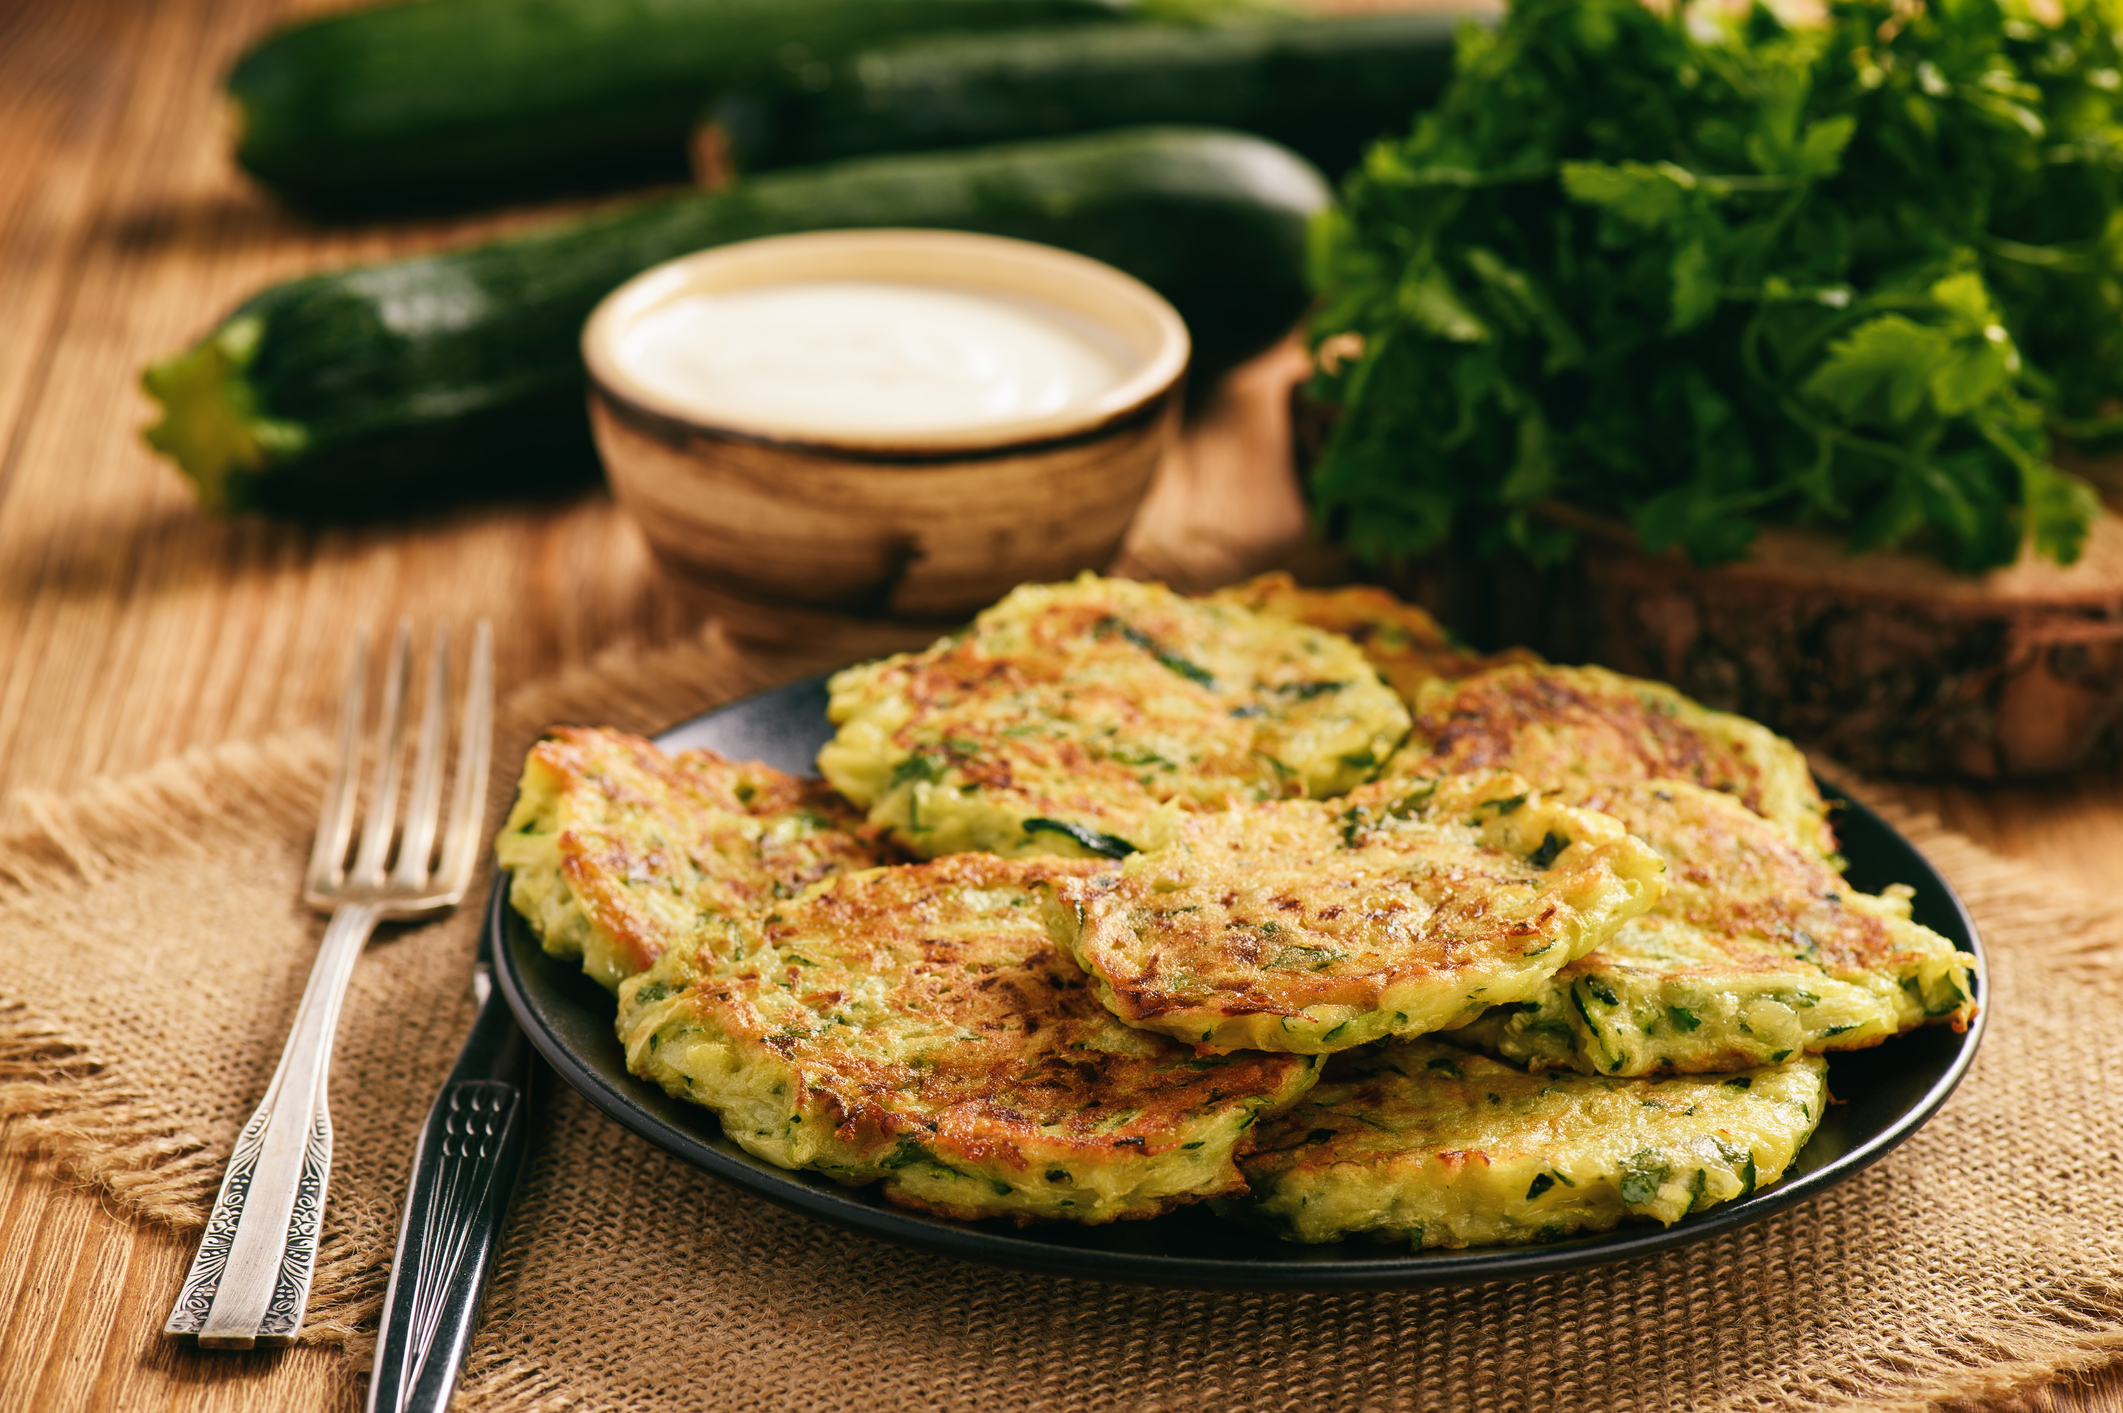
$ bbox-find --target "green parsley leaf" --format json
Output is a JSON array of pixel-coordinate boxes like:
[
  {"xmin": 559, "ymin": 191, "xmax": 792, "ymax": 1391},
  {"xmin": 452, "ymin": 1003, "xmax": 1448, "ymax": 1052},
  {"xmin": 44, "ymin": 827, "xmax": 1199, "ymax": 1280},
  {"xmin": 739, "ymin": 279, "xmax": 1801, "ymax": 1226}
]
[{"xmin": 1309, "ymin": 0, "xmax": 2108, "ymax": 574}]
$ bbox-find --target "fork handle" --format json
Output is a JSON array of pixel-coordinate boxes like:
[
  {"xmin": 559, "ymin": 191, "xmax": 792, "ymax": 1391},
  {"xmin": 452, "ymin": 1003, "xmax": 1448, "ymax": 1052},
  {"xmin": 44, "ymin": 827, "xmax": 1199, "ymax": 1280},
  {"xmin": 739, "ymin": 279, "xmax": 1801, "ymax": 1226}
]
[
  {"xmin": 166, "ymin": 902, "xmax": 382, "ymax": 1347},
  {"xmin": 368, "ymin": 982, "xmax": 530, "ymax": 1413}
]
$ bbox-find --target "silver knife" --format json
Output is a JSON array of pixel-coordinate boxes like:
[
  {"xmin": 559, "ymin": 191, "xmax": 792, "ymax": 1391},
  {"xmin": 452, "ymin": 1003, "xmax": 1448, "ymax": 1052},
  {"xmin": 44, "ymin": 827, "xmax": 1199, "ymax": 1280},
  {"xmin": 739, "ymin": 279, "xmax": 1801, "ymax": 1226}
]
[{"xmin": 367, "ymin": 932, "xmax": 531, "ymax": 1413}]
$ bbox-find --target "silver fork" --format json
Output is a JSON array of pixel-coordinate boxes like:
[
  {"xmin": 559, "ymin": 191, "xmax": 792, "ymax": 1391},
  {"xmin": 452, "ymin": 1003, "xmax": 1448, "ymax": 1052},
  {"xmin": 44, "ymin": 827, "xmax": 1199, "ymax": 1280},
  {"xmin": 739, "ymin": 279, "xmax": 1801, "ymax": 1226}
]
[{"xmin": 166, "ymin": 620, "xmax": 494, "ymax": 1349}]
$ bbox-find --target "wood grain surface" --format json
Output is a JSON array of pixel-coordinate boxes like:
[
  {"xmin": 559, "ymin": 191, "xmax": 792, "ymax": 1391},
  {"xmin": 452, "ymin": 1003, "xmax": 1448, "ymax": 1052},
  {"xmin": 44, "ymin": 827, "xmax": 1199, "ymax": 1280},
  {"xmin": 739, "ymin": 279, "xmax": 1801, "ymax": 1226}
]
[{"xmin": 0, "ymin": 0, "xmax": 2118, "ymax": 1409}]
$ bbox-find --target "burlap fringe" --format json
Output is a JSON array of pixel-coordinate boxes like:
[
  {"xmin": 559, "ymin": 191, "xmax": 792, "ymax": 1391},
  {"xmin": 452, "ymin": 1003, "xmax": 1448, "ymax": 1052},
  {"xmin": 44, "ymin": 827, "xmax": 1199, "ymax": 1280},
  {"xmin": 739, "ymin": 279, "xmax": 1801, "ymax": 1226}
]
[
  {"xmin": 0, "ymin": 624, "xmax": 791, "ymax": 1343},
  {"xmin": 1746, "ymin": 1280, "xmax": 2123, "ymax": 1413},
  {"xmin": 0, "ymin": 736, "xmax": 324, "ymax": 896},
  {"xmin": 0, "ymin": 733, "xmax": 395, "ymax": 1340}
]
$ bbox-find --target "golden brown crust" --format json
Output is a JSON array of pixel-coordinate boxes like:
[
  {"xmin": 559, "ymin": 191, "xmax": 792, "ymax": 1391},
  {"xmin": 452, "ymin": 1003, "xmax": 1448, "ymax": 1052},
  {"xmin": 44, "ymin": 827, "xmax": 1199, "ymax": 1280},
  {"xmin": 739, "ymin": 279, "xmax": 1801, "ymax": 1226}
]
[
  {"xmin": 1233, "ymin": 1038, "xmax": 1829, "ymax": 1245},
  {"xmin": 1400, "ymin": 663, "xmax": 1837, "ymax": 858},
  {"xmin": 1578, "ymin": 782, "xmax": 1896, "ymax": 976},
  {"xmin": 817, "ymin": 575, "xmax": 1411, "ymax": 859},
  {"xmin": 1208, "ymin": 572, "xmax": 1541, "ymax": 699},
  {"xmin": 1441, "ymin": 779, "xmax": 1978, "ymax": 1074},
  {"xmin": 1046, "ymin": 774, "xmax": 1667, "ymax": 1053},
  {"xmin": 621, "ymin": 852, "xmax": 1318, "ymax": 1223},
  {"xmin": 524, "ymin": 726, "xmax": 882, "ymax": 976}
]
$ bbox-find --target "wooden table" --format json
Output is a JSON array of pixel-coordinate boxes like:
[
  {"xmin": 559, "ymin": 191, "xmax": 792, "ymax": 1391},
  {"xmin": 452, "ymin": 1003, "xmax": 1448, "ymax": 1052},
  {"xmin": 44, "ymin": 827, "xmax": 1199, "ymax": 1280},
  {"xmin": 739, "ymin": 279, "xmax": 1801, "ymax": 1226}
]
[{"xmin": 2, "ymin": 0, "xmax": 2119, "ymax": 1408}]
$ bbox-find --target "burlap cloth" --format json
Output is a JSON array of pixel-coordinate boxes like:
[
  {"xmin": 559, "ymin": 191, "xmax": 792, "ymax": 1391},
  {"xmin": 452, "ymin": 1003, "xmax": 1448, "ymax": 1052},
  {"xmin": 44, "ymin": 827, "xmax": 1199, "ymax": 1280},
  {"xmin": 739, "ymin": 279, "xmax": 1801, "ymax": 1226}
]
[{"xmin": 4, "ymin": 627, "xmax": 2122, "ymax": 1413}]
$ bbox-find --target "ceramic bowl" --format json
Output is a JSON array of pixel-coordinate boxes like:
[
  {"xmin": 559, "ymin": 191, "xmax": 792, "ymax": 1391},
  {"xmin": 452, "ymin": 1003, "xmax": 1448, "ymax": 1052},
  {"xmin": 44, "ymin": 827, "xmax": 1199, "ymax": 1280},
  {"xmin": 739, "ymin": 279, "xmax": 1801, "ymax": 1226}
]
[{"xmin": 582, "ymin": 228, "xmax": 1190, "ymax": 625}]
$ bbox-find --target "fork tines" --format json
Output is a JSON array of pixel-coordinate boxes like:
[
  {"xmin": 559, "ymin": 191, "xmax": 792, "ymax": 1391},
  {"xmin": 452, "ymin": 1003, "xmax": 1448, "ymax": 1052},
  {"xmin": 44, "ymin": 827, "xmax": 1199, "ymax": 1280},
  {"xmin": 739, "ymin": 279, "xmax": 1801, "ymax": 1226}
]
[{"xmin": 305, "ymin": 621, "xmax": 493, "ymax": 915}]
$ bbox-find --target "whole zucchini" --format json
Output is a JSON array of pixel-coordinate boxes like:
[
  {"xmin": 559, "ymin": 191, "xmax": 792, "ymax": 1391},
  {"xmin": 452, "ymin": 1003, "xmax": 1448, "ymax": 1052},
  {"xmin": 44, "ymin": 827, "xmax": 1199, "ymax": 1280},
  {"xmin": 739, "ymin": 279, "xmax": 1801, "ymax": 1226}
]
[
  {"xmin": 228, "ymin": 0, "xmax": 1241, "ymax": 212},
  {"xmin": 703, "ymin": 12, "xmax": 1471, "ymax": 183},
  {"xmin": 144, "ymin": 127, "xmax": 1331, "ymax": 519}
]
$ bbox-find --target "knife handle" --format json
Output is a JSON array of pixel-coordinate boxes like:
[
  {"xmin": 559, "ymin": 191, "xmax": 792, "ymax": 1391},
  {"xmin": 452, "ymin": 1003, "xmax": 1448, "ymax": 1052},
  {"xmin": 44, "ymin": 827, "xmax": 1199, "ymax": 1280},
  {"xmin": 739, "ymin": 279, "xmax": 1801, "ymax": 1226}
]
[{"xmin": 367, "ymin": 984, "xmax": 530, "ymax": 1413}]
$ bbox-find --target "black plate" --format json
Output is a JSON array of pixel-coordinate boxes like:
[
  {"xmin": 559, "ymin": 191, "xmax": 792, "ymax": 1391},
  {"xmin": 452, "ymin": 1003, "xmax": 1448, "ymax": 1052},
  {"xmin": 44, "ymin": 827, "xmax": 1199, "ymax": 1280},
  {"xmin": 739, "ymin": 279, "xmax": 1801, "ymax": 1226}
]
[{"xmin": 491, "ymin": 674, "xmax": 1987, "ymax": 1289}]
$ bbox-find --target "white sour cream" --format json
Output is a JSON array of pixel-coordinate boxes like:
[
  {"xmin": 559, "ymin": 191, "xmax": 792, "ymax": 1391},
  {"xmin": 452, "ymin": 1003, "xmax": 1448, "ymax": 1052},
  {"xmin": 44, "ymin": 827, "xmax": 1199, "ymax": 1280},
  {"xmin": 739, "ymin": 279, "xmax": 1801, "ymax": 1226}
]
[{"xmin": 612, "ymin": 279, "xmax": 1138, "ymax": 439}]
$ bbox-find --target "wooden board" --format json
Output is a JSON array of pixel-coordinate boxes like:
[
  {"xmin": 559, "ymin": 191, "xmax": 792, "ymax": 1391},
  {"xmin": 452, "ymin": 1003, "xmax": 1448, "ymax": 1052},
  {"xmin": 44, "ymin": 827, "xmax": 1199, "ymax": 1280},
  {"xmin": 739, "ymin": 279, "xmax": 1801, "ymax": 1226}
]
[{"xmin": 0, "ymin": 0, "xmax": 2117, "ymax": 1409}]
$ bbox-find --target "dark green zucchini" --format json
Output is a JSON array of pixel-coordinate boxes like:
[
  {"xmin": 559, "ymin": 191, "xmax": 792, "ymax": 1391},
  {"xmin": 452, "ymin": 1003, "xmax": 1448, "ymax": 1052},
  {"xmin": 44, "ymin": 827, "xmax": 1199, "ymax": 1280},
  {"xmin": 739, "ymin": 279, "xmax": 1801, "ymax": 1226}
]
[
  {"xmin": 144, "ymin": 127, "xmax": 1331, "ymax": 519},
  {"xmin": 700, "ymin": 12, "xmax": 1473, "ymax": 184},
  {"xmin": 226, "ymin": 0, "xmax": 1268, "ymax": 213}
]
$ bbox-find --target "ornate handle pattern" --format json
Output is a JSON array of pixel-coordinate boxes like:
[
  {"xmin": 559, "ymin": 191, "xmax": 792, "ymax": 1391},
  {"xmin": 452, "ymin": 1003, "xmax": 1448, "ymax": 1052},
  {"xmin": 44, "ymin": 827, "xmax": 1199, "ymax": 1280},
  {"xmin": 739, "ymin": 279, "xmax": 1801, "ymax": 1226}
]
[{"xmin": 166, "ymin": 902, "xmax": 381, "ymax": 1347}]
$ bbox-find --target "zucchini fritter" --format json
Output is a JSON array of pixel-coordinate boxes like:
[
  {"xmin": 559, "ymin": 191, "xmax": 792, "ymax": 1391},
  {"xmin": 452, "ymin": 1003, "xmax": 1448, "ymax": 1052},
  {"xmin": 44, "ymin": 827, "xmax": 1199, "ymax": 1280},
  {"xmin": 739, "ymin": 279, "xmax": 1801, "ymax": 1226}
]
[
  {"xmin": 817, "ymin": 574, "xmax": 1411, "ymax": 860},
  {"xmin": 495, "ymin": 726, "xmax": 880, "ymax": 990},
  {"xmin": 1232, "ymin": 1037, "xmax": 1826, "ymax": 1246},
  {"xmin": 1208, "ymin": 572, "xmax": 1541, "ymax": 700},
  {"xmin": 617, "ymin": 853, "xmax": 1319, "ymax": 1224},
  {"xmin": 1445, "ymin": 780, "xmax": 1978, "ymax": 1074},
  {"xmin": 1043, "ymin": 771, "xmax": 1667, "ymax": 1054},
  {"xmin": 1399, "ymin": 663, "xmax": 1836, "ymax": 859}
]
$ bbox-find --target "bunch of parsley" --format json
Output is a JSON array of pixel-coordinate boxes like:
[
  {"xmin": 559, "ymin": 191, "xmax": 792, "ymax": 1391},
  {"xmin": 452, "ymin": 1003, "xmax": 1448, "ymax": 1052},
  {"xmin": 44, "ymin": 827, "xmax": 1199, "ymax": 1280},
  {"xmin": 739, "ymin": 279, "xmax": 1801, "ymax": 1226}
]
[{"xmin": 1306, "ymin": 0, "xmax": 2123, "ymax": 572}]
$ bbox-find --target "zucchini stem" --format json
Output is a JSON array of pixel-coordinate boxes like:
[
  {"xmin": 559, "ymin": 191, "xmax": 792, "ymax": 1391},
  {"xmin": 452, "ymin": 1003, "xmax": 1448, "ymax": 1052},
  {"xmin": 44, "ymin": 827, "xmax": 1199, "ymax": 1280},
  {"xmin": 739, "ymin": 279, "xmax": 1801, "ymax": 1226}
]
[{"xmin": 141, "ymin": 315, "xmax": 306, "ymax": 513}]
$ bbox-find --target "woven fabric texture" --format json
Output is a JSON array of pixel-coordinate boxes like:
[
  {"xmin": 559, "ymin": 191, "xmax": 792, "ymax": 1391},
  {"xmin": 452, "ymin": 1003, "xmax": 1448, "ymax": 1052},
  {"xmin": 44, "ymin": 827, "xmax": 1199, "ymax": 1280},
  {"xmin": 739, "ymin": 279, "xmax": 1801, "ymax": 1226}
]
[{"xmin": 2, "ymin": 630, "xmax": 2120, "ymax": 1413}]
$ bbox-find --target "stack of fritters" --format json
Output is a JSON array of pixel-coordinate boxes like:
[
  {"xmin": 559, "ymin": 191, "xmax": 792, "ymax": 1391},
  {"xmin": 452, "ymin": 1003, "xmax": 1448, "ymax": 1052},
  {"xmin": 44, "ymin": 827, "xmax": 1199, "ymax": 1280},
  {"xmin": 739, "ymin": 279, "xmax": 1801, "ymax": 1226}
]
[{"xmin": 496, "ymin": 574, "xmax": 1977, "ymax": 1246}]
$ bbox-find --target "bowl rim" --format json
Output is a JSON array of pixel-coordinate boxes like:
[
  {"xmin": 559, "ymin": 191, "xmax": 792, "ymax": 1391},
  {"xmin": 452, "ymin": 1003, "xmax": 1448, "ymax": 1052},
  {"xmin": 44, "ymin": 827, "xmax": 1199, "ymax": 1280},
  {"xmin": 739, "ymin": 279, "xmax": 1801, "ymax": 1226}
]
[{"xmin": 581, "ymin": 227, "xmax": 1192, "ymax": 457}]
